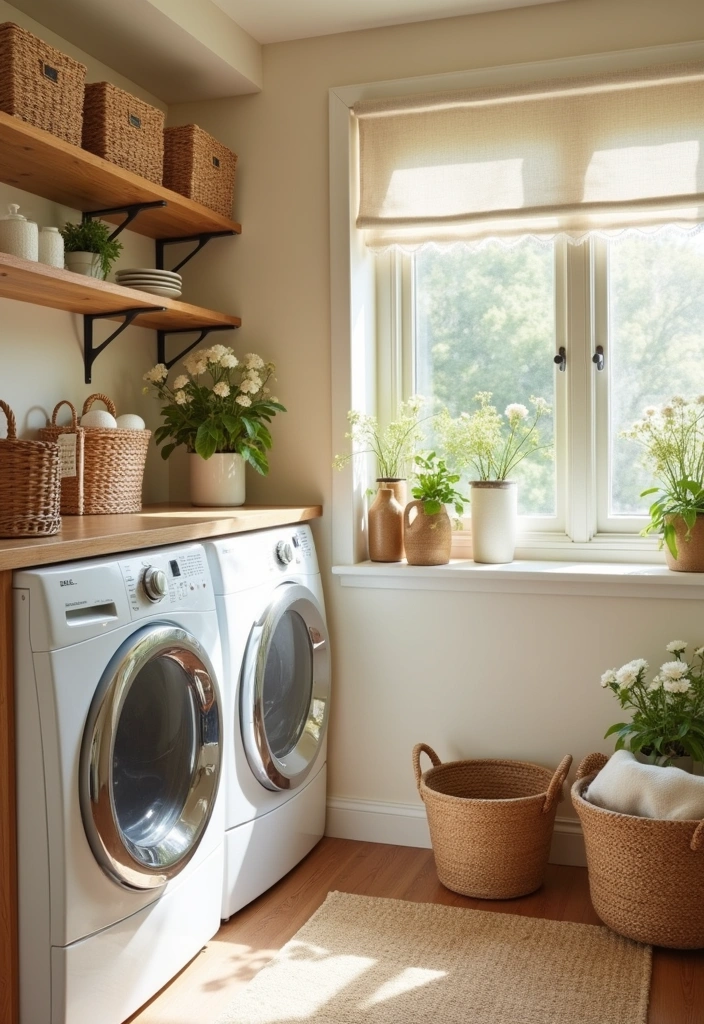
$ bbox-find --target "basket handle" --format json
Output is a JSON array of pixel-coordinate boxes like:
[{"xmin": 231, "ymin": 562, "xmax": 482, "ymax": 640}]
[
  {"xmin": 542, "ymin": 754, "xmax": 573, "ymax": 813},
  {"xmin": 576, "ymin": 752, "xmax": 609, "ymax": 781},
  {"xmin": 82, "ymin": 393, "xmax": 117, "ymax": 417},
  {"xmin": 51, "ymin": 400, "xmax": 78, "ymax": 430},
  {"xmin": 412, "ymin": 743, "xmax": 441, "ymax": 793},
  {"xmin": 0, "ymin": 400, "xmax": 17, "ymax": 439},
  {"xmin": 692, "ymin": 821, "xmax": 704, "ymax": 853}
]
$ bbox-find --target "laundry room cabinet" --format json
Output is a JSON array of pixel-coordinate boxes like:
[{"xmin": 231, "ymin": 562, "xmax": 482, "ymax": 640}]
[{"xmin": 0, "ymin": 504, "xmax": 322, "ymax": 1024}]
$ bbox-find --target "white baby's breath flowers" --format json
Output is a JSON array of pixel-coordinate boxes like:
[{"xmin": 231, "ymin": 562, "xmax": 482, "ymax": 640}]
[
  {"xmin": 663, "ymin": 678, "xmax": 692, "ymax": 694},
  {"xmin": 661, "ymin": 405, "xmax": 674, "ymax": 418},
  {"xmin": 174, "ymin": 390, "xmax": 188, "ymax": 405},
  {"xmin": 660, "ymin": 661, "xmax": 689, "ymax": 681},
  {"xmin": 212, "ymin": 382, "xmax": 230, "ymax": 398},
  {"xmin": 532, "ymin": 396, "xmax": 549, "ymax": 412},
  {"xmin": 239, "ymin": 379, "xmax": 259, "ymax": 394},
  {"xmin": 666, "ymin": 640, "xmax": 687, "ymax": 654},
  {"xmin": 143, "ymin": 363, "xmax": 168, "ymax": 383},
  {"xmin": 235, "ymin": 394, "xmax": 252, "ymax": 407},
  {"xmin": 671, "ymin": 395, "xmax": 686, "ymax": 407},
  {"xmin": 505, "ymin": 403, "xmax": 528, "ymax": 422},
  {"xmin": 245, "ymin": 353, "xmax": 265, "ymax": 370},
  {"xmin": 600, "ymin": 669, "xmax": 617, "ymax": 688},
  {"xmin": 644, "ymin": 406, "xmax": 657, "ymax": 417},
  {"xmin": 246, "ymin": 371, "xmax": 262, "ymax": 387},
  {"xmin": 173, "ymin": 375, "xmax": 189, "ymax": 390},
  {"xmin": 220, "ymin": 353, "xmax": 238, "ymax": 368}
]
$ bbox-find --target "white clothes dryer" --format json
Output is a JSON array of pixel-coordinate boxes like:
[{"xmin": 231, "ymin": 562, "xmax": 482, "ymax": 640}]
[
  {"xmin": 204, "ymin": 524, "xmax": 330, "ymax": 920},
  {"xmin": 14, "ymin": 543, "xmax": 224, "ymax": 1024}
]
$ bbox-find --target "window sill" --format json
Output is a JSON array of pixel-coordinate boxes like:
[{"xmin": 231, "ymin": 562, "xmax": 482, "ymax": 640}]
[{"xmin": 331, "ymin": 558, "xmax": 704, "ymax": 599}]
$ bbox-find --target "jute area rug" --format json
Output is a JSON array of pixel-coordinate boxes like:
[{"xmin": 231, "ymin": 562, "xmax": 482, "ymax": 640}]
[{"xmin": 216, "ymin": 891, "xmax": 651, "ymax": 1024}]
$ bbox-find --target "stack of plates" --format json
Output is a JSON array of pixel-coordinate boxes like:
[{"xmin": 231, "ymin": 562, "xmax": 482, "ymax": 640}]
[{"xmin": 115, "ymin": 268, "xmax": 183, "ymax": 298}]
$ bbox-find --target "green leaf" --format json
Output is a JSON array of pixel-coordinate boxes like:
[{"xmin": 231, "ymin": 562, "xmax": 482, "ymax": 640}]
[
  {"xmin": 195, "ymin": 423, "xmax": 218, "ymax": 460},
  {"xmin": 640, "ymin": 487, "xmax": 660, "ymax": 497},
  {"xmin": 604, "ymin": 722, "xmax": 628, "ymax": 738},
  {"xmin": 159, "ymin": 442, "xmax": 176, "ymax": 461},
  {"xmin": 663, "ymin": 522, "xmax": 679, "ymax": 560},
  {"xmin": 422, "ymin": 499, "xmax": 442, "ymax": 515}
]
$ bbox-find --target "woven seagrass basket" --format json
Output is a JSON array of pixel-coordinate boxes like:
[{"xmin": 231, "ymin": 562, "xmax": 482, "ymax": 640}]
[
  {"xmin": 413, "ymin": 743, "xmax": 572, "ymax": 899},
  {"xmin": 0, "ymin": 399, "xmax": 61, "ymax": 537},
  {"xmin": 163, "ymin": 124, "xmax": 237, "ymax": 218},
  {"xmin": 82, "ymin": 82, "xmax": 164, "ymax": 184},
  {"xmin": 572, "ymin": 752, "xmax": 704, "ymax": 948},
  {"xmin": 38, "ymin": 400, "xmax": 85, "ymax": 515},
  {"xmin": 80, "ymin": 394, "xmax": 150, "ymax": 515},
  {"xmin": 0, "ymin": 22, "xmax": 86, "ymax": 145}
]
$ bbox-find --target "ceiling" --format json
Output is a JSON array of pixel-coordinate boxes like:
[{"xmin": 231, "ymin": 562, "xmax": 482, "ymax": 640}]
[{"xmin": 210, "ymin": 0, "xmax": 567, "ymax": 45}]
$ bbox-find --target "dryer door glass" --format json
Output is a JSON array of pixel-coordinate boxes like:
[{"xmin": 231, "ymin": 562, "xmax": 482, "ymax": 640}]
[
  {"xmin": 80, "ymin": 624, "xmax": 222, "ymax": 891},
  {"xmin": 241, "ymin": 582, "xmax": 330, "ymax": 792}
]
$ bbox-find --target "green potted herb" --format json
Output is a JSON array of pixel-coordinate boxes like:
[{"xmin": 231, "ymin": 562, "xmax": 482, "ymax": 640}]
[
  {"xmin": 405, "ymin": 452, "xmax": 468, "ymax": 566},
  {"xmin": 60, "ymin": 219, "xmax": 123, "ymax": 279}
]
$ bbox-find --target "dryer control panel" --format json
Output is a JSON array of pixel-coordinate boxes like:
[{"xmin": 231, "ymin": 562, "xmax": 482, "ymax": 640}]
[
  {"xmin": 120, "ymin": 546, "xmax": 213, "ymax": 619},
  {"xmin": 206, "ymin": 524, "xmax": 320, "ymax": 595}
]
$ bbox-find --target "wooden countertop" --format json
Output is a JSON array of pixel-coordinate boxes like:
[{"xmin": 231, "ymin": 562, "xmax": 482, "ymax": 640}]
[{"xmin": 0, "ymin": 504, "xmax": 322, "ymax": 571}]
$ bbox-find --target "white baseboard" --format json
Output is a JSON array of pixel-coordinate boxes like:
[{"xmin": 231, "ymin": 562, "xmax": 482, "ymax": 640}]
[{"xmin": 326, "ymin": 797, "xmax": 586, "ymax": 867}]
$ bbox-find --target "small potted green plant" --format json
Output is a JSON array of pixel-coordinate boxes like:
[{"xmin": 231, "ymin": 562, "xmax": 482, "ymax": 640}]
[
  {"xmin": 60, "ymin": 219, "xmax": 123, "ymax": 279},
  {"xmin": 405, "ymin": 452, "xmax": 468, "ymax": 566}
]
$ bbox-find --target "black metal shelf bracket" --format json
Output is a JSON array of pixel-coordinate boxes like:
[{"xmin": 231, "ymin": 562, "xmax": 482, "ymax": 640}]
[
  {"xmin": 82, "ymin": 201, "xmax": 168, "ymax": 242},
  {"xmin": 157, "ymin": 324, "xmax": 238, "ymax": 370},
  {"xmin": 156, "ymin": 231, "xmax": 237, "ymax": 274},
  {"xmin": 84, "ymin": 307, "xmax": 165, "ymax": 384}
]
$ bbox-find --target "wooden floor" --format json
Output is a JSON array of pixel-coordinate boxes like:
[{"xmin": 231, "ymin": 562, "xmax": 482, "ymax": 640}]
[{"xmin": 127, "ymin": 837, "xmax": 704, "ymax": 1024}]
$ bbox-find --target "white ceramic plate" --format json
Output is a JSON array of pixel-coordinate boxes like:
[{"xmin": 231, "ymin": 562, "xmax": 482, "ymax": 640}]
[
  {"xmin": 117, "ymin": 268, "xmax": 182, "ymax": 282},
  {"xmin": 118, "ymin": 277, "xmax": 184, "ymax": 286},
  {"xmin": 130, "ymin": 285, "xmax": 183, "ymax": 298}
]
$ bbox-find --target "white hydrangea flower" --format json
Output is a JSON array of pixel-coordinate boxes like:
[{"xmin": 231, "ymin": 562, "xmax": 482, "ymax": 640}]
[
  {"xmin": 208, "ymin": 344, "xmax": 229, "ymax": 361},
  {"xmin": 184, "ymin": 352, "xmax": 208, "ymax": 376},
  {"xmin": 220, "ymin": 353, "xmax": 238, "ymax": 368},
  {"xmin": 240, "ymin": 378, "xmax": 259, "ymax": 394},
  {"xmin": 235, "ymin": 394, "xmax": 252, "ymax": 407},
  {"xmin": 173, "ymin": 375, "xmax": 189, "ymax": 390},
  {"xmin": 213, "ymin": 382, "xmax": 230, "ymax": 398},
  {"xmin": 246, "ymin": 371, "xmax": 262, "ymax": 387},
  {"xmin": 505, "ymin": 403, "xmax": 528, "ymax": 422},
  {"xmin": 174, "ymin": 390, "xmax": 188, "ymax": 405},
  {"xmin": 663, "ymin": 678, "xmax": 692, "ymax": 694},
  {"xmin": 666, "ymin": 640, "xmax": 687, "ymax": 654},
  {"xmin": 600, "ymin": 669, "xmax": 617, "ymax": 688},
  {"xmin": 143, "ymin": 363, "xmax": 168, "ymax": 383},
  {"xmin": 244, "ymin": 353, "xmax": 265, "ymax": 370},
  {"xmin": 660, "ymin": 661, "xmax": 689, "ymax": 681}
]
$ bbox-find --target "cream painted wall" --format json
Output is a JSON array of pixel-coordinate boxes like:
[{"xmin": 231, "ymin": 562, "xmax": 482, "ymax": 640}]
[
  {"xmin": 0, "ymin": 1, "xmax": 169, "ymax": 502},
  {"xmin": 166, "ymin": 0, "xmax": 704, "ymax": 822}
]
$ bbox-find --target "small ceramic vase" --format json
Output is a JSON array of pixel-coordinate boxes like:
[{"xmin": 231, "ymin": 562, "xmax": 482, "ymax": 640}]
[
  {"xmin": 664, "ymin": 515, "xmax": 704, "ymax": 572},
  {"xmin": 190, "ymin": 452, "xmax": 245, "ymax": 507},
  {"xmin": 0, "ymin": 203, "xmax": 38, "ymax": 261},
  {"xmin": 368, "ymin": 485, "xmax": 403, "ymax": 562},
  {"xmin": 470, "ymin": 480, "xmax": 517, "ymax": 564},
  {"xmin": 403, "ymin": 499, "xmax": 452, "ymax": 565},
  {"xmin": 64, "ymin": 250, "xmax": 103, "ymax": 278},
  {"xmin": 38, "ymin": 226, "xmax": 65, "ymax": 268}
]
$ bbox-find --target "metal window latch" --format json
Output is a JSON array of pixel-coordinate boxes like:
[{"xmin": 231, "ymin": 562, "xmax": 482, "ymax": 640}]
[
  {"xmin": 554, "ymin": 347, "xmax": 566, "ymax": 372},
  {"xmin": 592, "ymin": 345, "xmax": 605, "ymax": 371}
]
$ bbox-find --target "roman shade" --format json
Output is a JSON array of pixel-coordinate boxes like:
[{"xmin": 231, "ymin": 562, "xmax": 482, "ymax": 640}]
[{"xmin": 354, "ymin": 62, "xmax": 704, "ymax": 250}]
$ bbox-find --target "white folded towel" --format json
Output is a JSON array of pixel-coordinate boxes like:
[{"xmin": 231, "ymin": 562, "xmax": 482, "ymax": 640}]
[{"xmin": 586, "ymin": 749, "xmax": 704, "ymax": 820}]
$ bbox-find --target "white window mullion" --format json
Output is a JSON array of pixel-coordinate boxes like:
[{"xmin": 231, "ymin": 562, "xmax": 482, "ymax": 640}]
[{"xmin": 565, "ymin": 239, "xmax": 596, "ymax": 543}]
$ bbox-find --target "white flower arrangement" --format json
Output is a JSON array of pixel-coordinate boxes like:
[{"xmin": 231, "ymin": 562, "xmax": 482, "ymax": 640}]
[{"xmin": 143, "ymin": 345, "xmax": 285, "ymax": 472}]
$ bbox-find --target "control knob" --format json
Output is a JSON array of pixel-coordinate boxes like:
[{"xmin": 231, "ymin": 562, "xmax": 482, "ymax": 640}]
[
  {"xmin": 142, "ymin": 566, "xmax": 168, "ymax": 603},
  {"xmin": 276, "ymin": 540, "xmax": 294, "ymax": 566}
]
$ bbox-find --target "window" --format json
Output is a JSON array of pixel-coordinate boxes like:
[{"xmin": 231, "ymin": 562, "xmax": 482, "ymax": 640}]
[{"xmin": 376, "ymin": 226, "xmax": 704, "ymax": 544}]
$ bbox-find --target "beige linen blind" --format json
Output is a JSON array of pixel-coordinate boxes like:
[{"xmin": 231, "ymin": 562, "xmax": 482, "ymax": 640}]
[{"xmin": 354, "ymin": 62, "xmax": 704, "ymax": 249}]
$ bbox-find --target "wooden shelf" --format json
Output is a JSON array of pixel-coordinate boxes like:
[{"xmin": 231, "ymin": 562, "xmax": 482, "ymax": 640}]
[
  {"xmin": 0, "ymin": 252, "xmax": 240, "ymax": 331},
  {"xmin": 0, "ymin": 111, "xmax": 241, "ymax": 239}
]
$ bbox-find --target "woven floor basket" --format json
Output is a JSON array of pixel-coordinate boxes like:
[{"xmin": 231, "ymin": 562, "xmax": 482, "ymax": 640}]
[
  {"xmin": 82, "ymin": 82, "xmax": 164, "ymax": 184},
  {"xmin": 0, "ymin": 399, "xmax": 61, "ymax": 537},
  {"xmin": 413, "ymin": 743, "xmax": 572, "ymax": 899},
  {"xmin": 80, "ymin": 394, "xmax": 150, "ymax": 515},
  {"xmin": 572, "ymin": 752, "xmax": 704, "ymax": 948},
  {"xmin": 0, "ymin": 22, "xmax": 86, "ymax": 145},
  {"xmin": 38, "ymin": 400, "xmax": 85, "ymax": 515},
  {"xmin": 163, "ymin": 124, "xmax": 237, "ymax": 218}
]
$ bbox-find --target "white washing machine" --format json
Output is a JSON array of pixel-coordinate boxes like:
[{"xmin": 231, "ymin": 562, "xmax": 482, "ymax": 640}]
[
  {"xmin": 205, "ymin": 524, "xmax": 330, "ymax": 920},
  {"xmin": 13, "ymin": 543, "xmax": 225, "ymax": 1024}
]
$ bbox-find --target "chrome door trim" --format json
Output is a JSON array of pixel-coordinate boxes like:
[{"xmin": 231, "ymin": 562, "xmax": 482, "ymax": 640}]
[
  {"xmin": 240, "ymin": 583, "xmax": 330, "ymax": 792},
  {"xmin": 80, "ymin": 623, "xmax": 222, "ymax": 891}
]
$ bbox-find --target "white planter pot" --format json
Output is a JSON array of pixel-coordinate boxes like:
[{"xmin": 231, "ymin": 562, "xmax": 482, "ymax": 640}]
[
  {"xmin": 470, "ymin": 481, "xmax": 517, "ymax": 564},
  {"xmin": 65, "ymin": 250, "xmax": 103, "ymax": 278},
  {"xmin": 189, "ymin": 452, "xmax": 245, "ymax": 507}
]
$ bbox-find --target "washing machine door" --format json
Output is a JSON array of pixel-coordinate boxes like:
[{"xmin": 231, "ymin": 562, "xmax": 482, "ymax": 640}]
[
  {"xmin": 80, "ymin": 623, "xmax": 222, "ymax": 891},
  {"xmin": 240, "ymin": 582, "xmax": 330, "ymax": 791}
]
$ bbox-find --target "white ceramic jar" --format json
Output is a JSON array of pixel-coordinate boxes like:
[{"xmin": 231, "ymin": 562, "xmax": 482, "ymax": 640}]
[
  {"xmin": 470, "ymin": 480, "xmax": 518, "ymax": 564},
  {"xmin": 0, "ymin": 204, "xmax": 38, "ymax": 261},
  {"xmin": 38, "ymin": 226, "xmax": 65, "ymax": 268}
]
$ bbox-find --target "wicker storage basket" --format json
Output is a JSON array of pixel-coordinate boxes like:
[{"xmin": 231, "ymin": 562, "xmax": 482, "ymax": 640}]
[
  {"xmin": 572, "ymin": 753, "xmax": 704, "ymax": 948},
  {"xmin": 0, "ymin": 399, "xmax": 61, "ymax": 537},
  {"xmin": 413, "ymin": 743, "xmax": 572, "ymax": 899},
  {"xmin": 82, "ymin": 82, "xmax": 164, "ymax": 184},
  {"xmin": 0, "ymin": 22, "xmax": 86, "ymax": 145},
  {"xmin": 38, "ymin": 401, "xmax": 85, "ymax": 515},
  {"xmin": 163, "ymin": 124, "xmax": 237, "ymax": 218},
  {"xmin": 80, "ymin": 394, "xmax": 151, "ymax": 515}
]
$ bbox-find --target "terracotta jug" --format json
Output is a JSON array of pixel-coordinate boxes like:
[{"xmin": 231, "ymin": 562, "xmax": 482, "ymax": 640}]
[
  {"xmin": 368, "ymin": 485, "xmax": 404, "ymax": 561},
  {"xmin": 403, "ymin": 499, "xmax": 452, "ymax": 565}
]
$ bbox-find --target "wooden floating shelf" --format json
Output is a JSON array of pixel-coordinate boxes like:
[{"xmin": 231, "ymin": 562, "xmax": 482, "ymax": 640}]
[
  {"xmin": 0, "ymin": 252, "xmax": 241, "ymax": 331},
  {"xmin": 0, "ymin": 111, "xmax": 241, "ymax": 240}
]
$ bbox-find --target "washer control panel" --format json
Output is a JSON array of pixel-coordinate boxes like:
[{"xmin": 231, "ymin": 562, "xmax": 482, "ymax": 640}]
[{"xmin": 120, "ymin": 545, "xmax": 213, "ymax": 618}]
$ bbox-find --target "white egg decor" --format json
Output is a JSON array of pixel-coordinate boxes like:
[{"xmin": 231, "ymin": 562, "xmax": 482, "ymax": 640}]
[
  {"xmin": 115, "ymin": 414, "xmax": 146, "ymax": 431},
  {"xmin": 80, "ymin": 409, "xmax": 117, "ymax": 429}
]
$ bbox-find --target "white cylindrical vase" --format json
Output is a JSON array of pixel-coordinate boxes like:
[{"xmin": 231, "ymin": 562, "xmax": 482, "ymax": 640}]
[
  {"xmin": 65, "ymin": 251, "xmax": 103, "ymax": 277},
  {"xmin": 189, "ymin": 452, "xmax": 245, "ymax": 507},
  {"xmin": 470, "ymin": 481, "xmax": 517, "ymax": 564}
]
